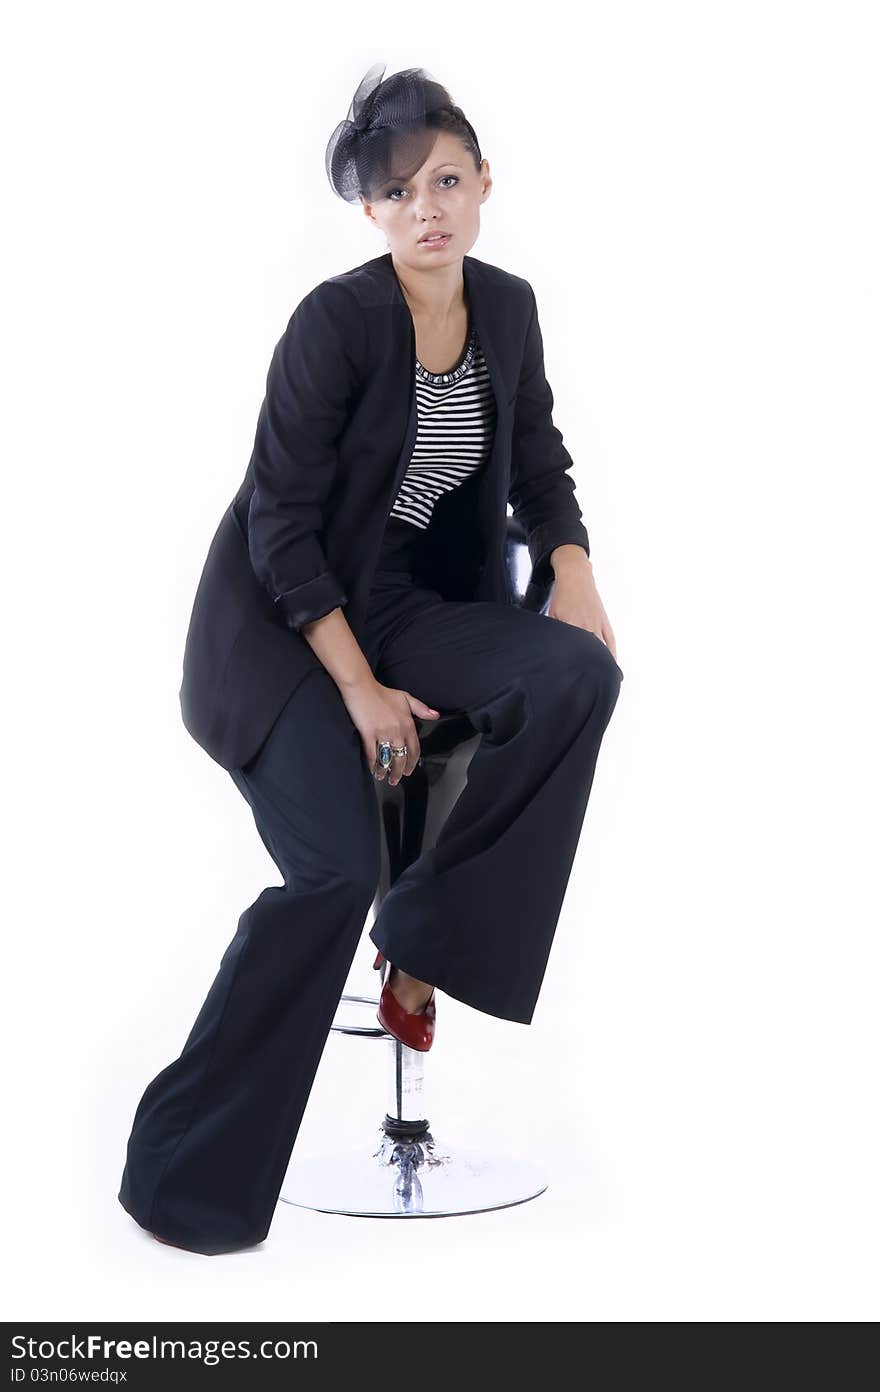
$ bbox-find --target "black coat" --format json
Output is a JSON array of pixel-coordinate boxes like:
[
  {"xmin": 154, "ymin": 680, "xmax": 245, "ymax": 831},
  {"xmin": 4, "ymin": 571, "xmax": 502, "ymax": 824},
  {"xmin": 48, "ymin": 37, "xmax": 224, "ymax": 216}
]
[{"xmin": 179, "ymin": 251, "xmax": 591, "ymax": 772}]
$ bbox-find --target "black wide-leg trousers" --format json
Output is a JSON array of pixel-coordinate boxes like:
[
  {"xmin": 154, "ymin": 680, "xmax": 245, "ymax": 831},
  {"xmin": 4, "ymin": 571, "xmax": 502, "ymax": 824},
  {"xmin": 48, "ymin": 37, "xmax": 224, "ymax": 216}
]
[{"xmin": 118, "ymin": 568, "xmax": 623, "ymax": 1254}]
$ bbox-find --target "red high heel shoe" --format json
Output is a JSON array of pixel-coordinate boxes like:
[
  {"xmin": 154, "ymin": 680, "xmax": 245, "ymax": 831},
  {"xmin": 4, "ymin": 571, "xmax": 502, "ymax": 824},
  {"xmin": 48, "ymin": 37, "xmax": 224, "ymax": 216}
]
[{"xmin": 376, "ymin": 958, "xmax": 436, "ymax": 1052}]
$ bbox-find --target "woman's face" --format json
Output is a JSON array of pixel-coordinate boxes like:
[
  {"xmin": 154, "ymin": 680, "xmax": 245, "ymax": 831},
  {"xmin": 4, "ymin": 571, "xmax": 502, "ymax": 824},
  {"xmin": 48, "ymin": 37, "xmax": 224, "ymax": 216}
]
[{"xmin": 359, "ymin": 129, "xmax": 492, "ymax": 274}]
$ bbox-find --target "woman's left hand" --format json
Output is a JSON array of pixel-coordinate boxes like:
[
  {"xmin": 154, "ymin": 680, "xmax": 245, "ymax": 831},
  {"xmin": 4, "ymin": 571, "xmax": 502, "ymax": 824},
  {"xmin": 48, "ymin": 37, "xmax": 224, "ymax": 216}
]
[{"xmin": 547, "ymin": 549, "xmax": 619, "ymax": 663}]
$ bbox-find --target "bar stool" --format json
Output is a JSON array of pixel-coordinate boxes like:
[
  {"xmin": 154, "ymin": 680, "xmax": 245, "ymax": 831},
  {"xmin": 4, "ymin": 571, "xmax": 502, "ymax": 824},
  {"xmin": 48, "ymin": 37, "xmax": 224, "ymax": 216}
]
[{"xmin": 280, "ymin": 519, "xmax": 553, "ymax": 1217}]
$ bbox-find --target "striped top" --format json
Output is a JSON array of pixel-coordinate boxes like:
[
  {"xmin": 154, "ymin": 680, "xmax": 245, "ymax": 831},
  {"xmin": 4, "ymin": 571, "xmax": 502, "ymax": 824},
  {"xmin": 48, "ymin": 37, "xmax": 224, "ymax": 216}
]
[{"xmin": 388, "ymin": 320, "xmax": 497, "ymax": 531}]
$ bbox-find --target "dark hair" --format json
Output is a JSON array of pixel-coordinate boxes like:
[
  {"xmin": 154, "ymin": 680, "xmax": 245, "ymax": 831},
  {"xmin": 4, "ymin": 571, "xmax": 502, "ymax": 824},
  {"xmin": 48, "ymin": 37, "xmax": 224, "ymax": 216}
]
[{"xmin": 325, "ymin": 64, "xmax": 482, "ymax": 204}]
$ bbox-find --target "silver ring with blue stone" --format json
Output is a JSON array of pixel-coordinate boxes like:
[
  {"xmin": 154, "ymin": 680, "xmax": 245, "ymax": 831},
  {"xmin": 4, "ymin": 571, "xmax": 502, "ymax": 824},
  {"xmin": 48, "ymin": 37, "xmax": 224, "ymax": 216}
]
[{"xmin": 376, "ymin": 740, "xmax": 407, "ymax": 771}]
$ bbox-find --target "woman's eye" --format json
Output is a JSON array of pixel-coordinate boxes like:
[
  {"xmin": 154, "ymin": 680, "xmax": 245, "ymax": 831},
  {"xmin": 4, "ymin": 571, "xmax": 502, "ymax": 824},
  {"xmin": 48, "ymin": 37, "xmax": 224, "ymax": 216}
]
[{"xmin": 387, "ymin": 175, "xmax": 459, "ymax": 202}]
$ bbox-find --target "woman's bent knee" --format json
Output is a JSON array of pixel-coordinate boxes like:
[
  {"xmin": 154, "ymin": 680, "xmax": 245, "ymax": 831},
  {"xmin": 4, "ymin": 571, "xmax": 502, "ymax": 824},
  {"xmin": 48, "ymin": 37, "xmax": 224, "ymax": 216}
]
[{"xmin": 542, "ymin": 623, "xmax": 623, "ymax": 695}]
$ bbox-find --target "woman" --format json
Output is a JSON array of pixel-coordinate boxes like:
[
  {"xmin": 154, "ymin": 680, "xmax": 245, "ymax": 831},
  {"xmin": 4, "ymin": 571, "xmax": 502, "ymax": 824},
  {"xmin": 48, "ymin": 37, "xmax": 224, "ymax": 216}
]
[{"xmin": 118, "ymin": 64, "xmax": 623, "ymax": 1255}]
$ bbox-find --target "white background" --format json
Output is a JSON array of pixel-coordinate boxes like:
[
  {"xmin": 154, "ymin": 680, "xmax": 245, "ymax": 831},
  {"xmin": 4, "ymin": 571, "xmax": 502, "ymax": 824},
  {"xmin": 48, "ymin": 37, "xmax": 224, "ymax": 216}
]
[{"xmin": 4, "ymin": 0, "xmax": 878, "ymax": 1321}]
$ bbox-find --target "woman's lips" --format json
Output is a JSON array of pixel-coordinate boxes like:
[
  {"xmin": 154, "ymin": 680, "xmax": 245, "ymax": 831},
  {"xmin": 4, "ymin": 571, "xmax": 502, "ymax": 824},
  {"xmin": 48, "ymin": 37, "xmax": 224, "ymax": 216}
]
[{"xmin": 418, "ymin": 234, "xmax": 452, "ymax": 249}]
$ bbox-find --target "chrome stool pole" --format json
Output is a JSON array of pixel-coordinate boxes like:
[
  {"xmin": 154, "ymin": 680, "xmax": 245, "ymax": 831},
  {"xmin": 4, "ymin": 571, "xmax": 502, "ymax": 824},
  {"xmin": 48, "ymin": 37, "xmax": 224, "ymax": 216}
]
[{"xmin": 279, "ymin": 1007, "xmax": 548, "ymax": 1217}]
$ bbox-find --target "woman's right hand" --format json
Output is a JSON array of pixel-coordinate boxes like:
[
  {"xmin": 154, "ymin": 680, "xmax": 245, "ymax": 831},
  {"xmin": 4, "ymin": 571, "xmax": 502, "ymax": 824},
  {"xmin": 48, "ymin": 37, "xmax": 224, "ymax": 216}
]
[{"xmin": 340, "ymin": 677, "xmax": 440, "ymax": 785}]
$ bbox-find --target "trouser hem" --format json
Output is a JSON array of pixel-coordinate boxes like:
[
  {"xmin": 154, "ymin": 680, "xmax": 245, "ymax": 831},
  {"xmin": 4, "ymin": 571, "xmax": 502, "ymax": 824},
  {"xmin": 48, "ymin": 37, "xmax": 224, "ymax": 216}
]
[
  {"xmin": 118, "ymin": 1188, "xmax": 267, "ymax": 1256},
  {"xmin": 368, "ymin": 925, "xmax": 535, "ymax": 1025}
]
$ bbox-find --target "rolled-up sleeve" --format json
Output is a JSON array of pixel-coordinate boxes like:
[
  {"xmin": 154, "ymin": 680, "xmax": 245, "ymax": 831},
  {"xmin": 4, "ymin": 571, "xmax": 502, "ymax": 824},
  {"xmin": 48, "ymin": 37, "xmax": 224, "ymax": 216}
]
[
  {"xmin": 247, "ymin": 281, "xmax": 363, "ymax": 631},
  {"xmin": 509, "ymin": 283, "xmax": 591, "ymax": 586}
]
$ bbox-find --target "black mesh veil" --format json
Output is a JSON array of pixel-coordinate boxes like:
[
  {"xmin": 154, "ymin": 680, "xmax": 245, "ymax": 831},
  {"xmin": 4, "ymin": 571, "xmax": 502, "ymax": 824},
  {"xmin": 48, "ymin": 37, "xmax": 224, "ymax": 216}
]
[{"xmin": 325, "ymin": 63, "xmax": 481, "ymax": 203}]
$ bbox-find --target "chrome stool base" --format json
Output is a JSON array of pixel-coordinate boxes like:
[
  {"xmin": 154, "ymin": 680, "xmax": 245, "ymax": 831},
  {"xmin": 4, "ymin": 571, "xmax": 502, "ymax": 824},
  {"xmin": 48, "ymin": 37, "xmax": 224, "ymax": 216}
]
[{"xmin": 280, "ymin": 1135, "xmax": 547, "ymax": 1217}]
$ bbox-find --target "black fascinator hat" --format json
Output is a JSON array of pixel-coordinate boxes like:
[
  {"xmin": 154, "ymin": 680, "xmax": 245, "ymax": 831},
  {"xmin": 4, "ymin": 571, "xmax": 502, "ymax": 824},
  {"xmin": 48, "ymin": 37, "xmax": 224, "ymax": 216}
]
[{"xmin": 325, "ymin": 63, "xmax": 482, "ymax": 203}]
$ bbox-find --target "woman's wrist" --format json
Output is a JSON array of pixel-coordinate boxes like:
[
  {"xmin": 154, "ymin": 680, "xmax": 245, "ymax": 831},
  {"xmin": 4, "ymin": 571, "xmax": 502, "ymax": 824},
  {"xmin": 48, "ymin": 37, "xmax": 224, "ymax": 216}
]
[
  {"xmin": 550, "ymin": 544, "xmax": 593, "ymax": 577},
  {"xmin": 335, "ymin": 666, "xmax": 379, "ymax": 692}
]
